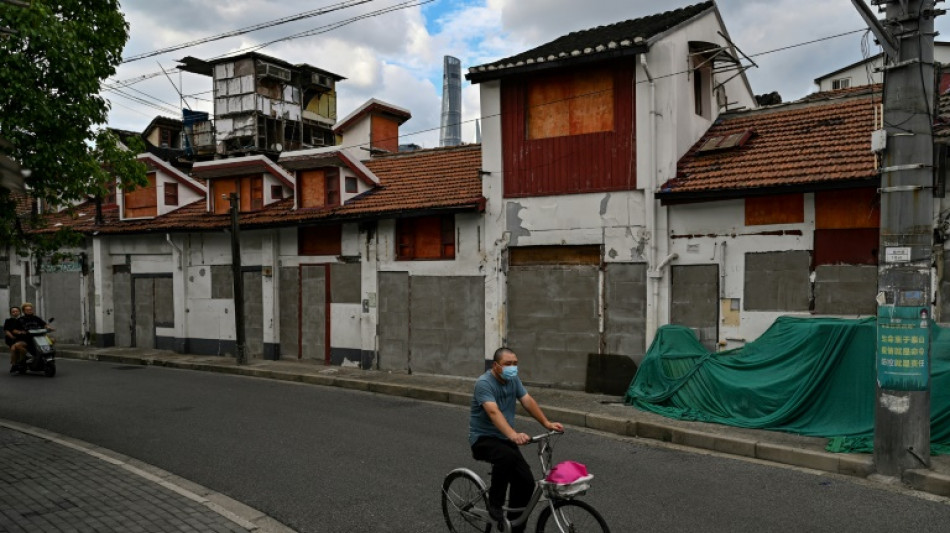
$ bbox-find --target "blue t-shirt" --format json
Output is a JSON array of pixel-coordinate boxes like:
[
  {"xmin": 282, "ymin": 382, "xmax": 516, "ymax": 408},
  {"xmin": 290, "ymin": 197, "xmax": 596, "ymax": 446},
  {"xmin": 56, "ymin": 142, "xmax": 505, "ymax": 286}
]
[{"xmin": 469, "ymin": 370, "xmax": 527, "ymax": 446}]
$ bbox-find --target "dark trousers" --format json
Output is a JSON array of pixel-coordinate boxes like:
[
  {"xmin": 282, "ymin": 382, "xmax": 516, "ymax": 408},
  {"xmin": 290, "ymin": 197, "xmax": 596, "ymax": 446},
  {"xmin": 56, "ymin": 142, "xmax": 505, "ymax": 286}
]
[{"xmin": 472, "ymin": 436, "xmax": 534, "ymax": 530}]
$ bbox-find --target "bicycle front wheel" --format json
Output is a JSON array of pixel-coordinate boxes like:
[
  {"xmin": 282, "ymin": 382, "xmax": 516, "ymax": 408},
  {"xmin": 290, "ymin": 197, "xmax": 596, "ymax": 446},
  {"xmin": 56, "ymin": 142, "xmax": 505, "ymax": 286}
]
[
  {"xmin": 536, "ymin": 499, "xmax": 609, "ymax": 533},
  {"xmin": 441, "ymin": 470, "xmax": 491, "ymax": 533}
]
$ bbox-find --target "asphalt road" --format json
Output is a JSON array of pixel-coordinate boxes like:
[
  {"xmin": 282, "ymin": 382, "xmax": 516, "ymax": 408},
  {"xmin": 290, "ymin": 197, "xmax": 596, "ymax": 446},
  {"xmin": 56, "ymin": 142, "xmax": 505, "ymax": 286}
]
[{"xmin": 2, "ymin": 359, "xmax": 950, "ymax": 532}]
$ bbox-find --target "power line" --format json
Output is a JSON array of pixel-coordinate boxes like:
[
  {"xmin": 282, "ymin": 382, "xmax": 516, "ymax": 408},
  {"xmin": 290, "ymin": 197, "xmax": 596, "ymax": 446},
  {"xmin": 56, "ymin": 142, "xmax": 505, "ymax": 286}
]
[
  {"xmin": 103, "ymin": 0, "xmax": 430, "ymax": 92},
  {"xmin": 106, "ymin": 16, "xmax": 871, "ymax": 142},
  {"xmin": 120, "ymin": 0, "xmax": 376, "ymax": 63},
  {"xmin": 246, "ymin": 0, "xmax": 434, "ymax": 54}
]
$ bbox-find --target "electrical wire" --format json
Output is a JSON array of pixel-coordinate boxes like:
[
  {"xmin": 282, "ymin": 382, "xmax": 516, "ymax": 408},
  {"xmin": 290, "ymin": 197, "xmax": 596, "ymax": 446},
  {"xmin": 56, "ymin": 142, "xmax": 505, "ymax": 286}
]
[
  {"xmin": 106, "ymin": 15, "xmax": 884, "ymax": 149},
  {"xmin": 120, "ymin": 0, "xmax": 377, "ymax": 63}
]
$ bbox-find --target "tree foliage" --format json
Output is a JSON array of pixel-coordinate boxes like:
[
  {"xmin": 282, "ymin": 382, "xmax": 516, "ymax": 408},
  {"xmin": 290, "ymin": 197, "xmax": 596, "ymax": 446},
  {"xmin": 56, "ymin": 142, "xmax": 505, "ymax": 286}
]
[{"xmin": 0, "ymin": 0, "xmax": 147, "ymax": 253}]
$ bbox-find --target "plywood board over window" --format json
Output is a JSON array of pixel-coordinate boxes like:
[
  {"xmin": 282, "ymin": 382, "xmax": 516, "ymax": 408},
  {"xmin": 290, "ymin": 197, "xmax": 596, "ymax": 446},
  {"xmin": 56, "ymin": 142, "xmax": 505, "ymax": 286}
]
[
  {"xmin": 299, "ymin": 224, "xmax": 342, "ymax": 256},
  {"xmin": 299, "ymin": 169, "xmax": 327, "ymax": 209},
  {"xmin": 745, "ymin": 194, "xmax": 804, "ymax": 226},
  {"xmin": 212, "ymin": 179, "xmax": 237, "ymax": 215},
  {"xmin": 396, "ymin": 215, "xmax": 455, "ymax": 260},
  {"xmin": 124, "ymin": 172, "xmax": 157, "ymax": 218},
  {"xmin": 814, "ymin": 187, "xmax": 880, "ymax": 266},
  {"xmin": 527, "ymin": 66, "xmax": 614, "ymax": 140}
]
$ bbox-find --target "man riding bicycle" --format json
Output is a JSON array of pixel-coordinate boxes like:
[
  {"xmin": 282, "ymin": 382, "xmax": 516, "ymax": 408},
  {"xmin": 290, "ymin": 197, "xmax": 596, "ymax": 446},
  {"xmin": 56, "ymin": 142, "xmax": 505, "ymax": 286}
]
[{"xmin": 469, "ymin": 347, "xmax": 563, "ymax": 532}]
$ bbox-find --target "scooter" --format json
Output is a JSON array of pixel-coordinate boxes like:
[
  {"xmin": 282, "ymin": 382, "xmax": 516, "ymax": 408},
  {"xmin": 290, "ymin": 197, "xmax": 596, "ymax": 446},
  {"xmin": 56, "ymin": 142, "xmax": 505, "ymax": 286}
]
[{"xmin": 12, "ymin": 318, "xmax": 56, "ymax": 377}]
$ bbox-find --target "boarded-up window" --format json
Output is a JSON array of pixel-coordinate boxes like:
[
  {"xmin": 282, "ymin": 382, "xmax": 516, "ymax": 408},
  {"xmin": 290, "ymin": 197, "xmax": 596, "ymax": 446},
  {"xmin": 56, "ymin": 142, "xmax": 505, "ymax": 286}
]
[
  {"xmin": 326, "ymin": 169, "xmax": 340, "ymax": 205},
  {"xmin": 298, "ymin": 225, "xmax": 342, "ymax": 256},
  {"xmin": 527, "ymin": 66, "xmax": 614, "ymax": 140},
  {"xmin": 509, "ymin": 245, "xmax": 600, "ymax": 266},
  {"xmin": 814, "ymin": 187, "xmax": 879, "ymax": 265},
  {"xmin": 744, "ymin": 250, "xmax": 811, "ymax": 311},
  {"xmin": 240, "ymin": 176, "xmax": 263, "ymax": 211},
  {"xmin": 745, "ymin": 194, "xmax": 804, "ymax": 225},
  {"xmin": 372, "ymin": 115, "xmax": 400, "ymax": 153},
  {"xmin": 815, "ymin": 188, "xmax": 879, "ymax": 229},
  {"xmin": 211, "ymin": 176, "xmax": 264, "ymax": 213},
  {"xmin": 164, "ymin": 182, "xmax": 178, "ymax": 206},
  {"xmin": 212, "ymin": 179, "xmax": 237, "ymax": 215},
  {"xmin": 124, "ymin": 173, "xmax": 157, "ymax": 218},
  {"xmin": 396, "ymin": 215, "xmax": 455, "ymax": 260},
  {"xmin": 814, "ymin": 229, "xmax": 879, "ymax": 266},
  {"xmin": 104, "ymin": 181, "xmax": 117, "ymax": 205},
  {"xmin": 299, "ymin": 169, "xmax": 327, "ymax": 209}
]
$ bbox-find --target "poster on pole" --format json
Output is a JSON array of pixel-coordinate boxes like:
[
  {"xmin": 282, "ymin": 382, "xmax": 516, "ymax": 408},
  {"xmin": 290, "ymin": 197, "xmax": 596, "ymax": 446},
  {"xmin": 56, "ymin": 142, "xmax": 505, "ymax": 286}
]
[{"xmin": 876, "ymin": 306, "xmax": 931, "ymax": 391}]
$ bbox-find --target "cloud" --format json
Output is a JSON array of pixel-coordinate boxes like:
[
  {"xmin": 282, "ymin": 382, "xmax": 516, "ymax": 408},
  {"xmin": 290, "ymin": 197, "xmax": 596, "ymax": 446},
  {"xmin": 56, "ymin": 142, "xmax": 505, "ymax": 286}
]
[{"xmin": 106, "ymin": 1, "xmax": 950, "ymax": 141}]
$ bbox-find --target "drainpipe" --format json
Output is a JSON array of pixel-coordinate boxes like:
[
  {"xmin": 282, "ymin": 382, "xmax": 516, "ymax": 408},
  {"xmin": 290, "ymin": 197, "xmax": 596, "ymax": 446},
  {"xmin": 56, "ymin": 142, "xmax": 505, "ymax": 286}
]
[
  {"xmin": 165, "ymin": 233, "xmax": 182, "ymax": 271},
  {"xmin": 640, "ymin": 52, "xmax": 668, "ymax": 344}
]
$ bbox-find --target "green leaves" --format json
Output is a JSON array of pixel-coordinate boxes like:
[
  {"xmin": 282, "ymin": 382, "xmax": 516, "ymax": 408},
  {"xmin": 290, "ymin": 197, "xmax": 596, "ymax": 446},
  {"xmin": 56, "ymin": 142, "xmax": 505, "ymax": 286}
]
[{"xmin": 0, "ymin": 0, "xmax": 137, "ymax": 252}]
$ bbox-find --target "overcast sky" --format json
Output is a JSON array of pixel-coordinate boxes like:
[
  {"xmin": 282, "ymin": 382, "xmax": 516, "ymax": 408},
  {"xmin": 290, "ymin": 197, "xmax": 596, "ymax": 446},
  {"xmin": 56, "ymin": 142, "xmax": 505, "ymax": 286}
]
[{"xmin": 105, "ymin": 0, "xmax": 950, "ymax": 148}]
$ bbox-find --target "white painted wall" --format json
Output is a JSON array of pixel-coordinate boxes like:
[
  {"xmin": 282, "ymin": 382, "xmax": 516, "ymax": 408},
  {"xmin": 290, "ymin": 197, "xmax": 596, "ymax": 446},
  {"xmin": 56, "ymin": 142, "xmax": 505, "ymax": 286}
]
[
  {"xmin": 375, "ymin": 214, "xmax": 484, "ymax": 277},
  {"xmin": 668, "ymin": 196, "xmax": 819, "ymax": 347},
  {"xmin": 815, "ymin": 44, "xmax": 950, "ymax": 92},
  {"xmin": 340, "ymin": 119, "xmax": 372, "ymax": 155}
]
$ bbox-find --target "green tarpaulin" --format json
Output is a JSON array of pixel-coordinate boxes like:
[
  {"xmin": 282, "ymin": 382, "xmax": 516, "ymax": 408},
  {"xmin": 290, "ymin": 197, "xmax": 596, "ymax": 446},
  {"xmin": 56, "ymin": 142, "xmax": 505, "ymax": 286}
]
[{"xmin": 624, "ymin": 316, "xmax": 950, "ymax": 453}]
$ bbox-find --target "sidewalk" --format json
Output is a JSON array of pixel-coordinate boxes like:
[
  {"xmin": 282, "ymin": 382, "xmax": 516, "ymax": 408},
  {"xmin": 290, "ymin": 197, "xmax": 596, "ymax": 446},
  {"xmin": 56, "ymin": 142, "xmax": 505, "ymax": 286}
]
[
  {"xmin": 53, "ymin": 344, "xmax": 950, "ymax": 503},
  {"xmin": 0, "ymin": 420, "xmax": 293, "ymax": 532}
]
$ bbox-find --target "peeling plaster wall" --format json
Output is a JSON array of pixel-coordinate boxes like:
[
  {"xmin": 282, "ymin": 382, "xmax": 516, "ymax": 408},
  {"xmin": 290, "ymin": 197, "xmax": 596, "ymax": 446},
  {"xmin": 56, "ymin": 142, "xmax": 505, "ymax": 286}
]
[
  {"xmin": 667, "ymin": 194, "xmax": 892, "ymax": 348},
  {"xmin": 669, "ymin": 198, "xmax": 813, "ymax": 346},
  {"xmin": 503, "ymin": 193, "xmax": 647, "ymax": 261}
]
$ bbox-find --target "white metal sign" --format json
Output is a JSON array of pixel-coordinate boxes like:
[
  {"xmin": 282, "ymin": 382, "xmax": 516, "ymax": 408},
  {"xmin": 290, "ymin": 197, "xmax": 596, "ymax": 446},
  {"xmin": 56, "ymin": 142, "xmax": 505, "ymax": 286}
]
[{"xmin": 885, "ymin": 246, "xmax": 912, "ymax": 263}]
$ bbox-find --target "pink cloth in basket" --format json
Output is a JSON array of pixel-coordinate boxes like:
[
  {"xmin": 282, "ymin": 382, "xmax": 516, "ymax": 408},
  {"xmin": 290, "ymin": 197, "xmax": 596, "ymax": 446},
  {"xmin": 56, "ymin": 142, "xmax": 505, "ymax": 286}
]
[{"xmin": 545, "ymin": 461, "xmax": 589, "ymax": 484}]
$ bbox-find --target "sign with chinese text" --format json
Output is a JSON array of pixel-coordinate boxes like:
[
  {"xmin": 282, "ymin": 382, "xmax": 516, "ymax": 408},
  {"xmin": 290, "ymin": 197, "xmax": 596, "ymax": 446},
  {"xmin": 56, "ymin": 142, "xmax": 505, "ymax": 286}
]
[{"xmin": 877, "ymin": 306, "xmax": 930, "ymax": 391}]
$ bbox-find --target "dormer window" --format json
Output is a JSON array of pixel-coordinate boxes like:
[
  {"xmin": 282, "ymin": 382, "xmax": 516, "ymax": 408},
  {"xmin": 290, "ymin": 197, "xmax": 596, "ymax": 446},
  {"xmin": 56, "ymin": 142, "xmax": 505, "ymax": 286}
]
[
  {"xmin": 211, "ymin": 176, "xmax": 263, "ymax": 214},
  {"xmin": 164, "ymin": 182, "xmax": 178, "ymax": 206},
  {"xmin": 298, "ymin": 168, "xmax": 340, "ymax": 208},
  {"xmin": 124, "ymin": 172, "xmax": 157, "ymax": 218},
  {"xmin": 832, "ymin": 77, "xmax": 851, "ymax": 90}
]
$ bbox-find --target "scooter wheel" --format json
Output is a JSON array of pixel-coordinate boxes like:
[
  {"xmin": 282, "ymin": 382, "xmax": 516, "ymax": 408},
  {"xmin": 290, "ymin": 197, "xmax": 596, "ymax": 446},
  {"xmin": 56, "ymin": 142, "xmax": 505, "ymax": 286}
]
[{"xmin": 44, "ymin": 363, "xmax": 55, "ymax": 377}]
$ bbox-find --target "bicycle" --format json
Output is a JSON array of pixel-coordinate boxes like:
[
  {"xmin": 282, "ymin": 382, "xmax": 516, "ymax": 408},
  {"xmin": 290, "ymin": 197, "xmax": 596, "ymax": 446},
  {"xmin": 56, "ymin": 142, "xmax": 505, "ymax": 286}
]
[{"xmin": 441, "ymin": 431, "xmax": 609, "ymax": 533}]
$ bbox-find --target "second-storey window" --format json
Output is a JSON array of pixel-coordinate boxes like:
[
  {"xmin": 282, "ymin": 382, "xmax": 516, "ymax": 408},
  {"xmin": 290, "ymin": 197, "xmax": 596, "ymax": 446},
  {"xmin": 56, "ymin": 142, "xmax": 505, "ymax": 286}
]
[
  {"xmin": 298, "ymin": 224, "xmax": 342, "ymax": 256},
  {"xmin": 124, "ymin": 172, "xmax": 157, "ymax": 218},
  {"xmin": 526, "ymin": 65, "xmax": 614, "ymax": 140},
  {"xmin": 396, "ymin": 215, "xmax": 455, "ymax": 260},
  {"xmin": 211, "ymin": 176, "xmax": 263, "ymax": 214},
  {"xmin": 164, "ymin": 182, "xmax": 179, "ymax": 206}
]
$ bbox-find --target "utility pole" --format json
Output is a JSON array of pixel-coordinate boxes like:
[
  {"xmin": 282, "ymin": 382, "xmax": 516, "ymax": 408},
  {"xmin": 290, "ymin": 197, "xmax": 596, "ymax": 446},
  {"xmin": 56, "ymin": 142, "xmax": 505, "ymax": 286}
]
[
  {"xmin": 853, "ymin": 0, "xmax": 941, "ymax": 476},
  {"xmin": 229, "ymin": 193, "xmax": 247, "ymax": 365}
]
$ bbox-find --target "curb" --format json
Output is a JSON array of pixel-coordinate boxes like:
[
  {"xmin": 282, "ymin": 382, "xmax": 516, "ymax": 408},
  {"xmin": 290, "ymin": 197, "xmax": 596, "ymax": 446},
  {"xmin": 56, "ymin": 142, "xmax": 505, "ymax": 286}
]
[
  {"xmin": 56, "ymin": 350, "xmax": 945, "ymax": 500},
  {"xmin": 0, "ymin": 418, "xmax": 296, "ymax": 533}
]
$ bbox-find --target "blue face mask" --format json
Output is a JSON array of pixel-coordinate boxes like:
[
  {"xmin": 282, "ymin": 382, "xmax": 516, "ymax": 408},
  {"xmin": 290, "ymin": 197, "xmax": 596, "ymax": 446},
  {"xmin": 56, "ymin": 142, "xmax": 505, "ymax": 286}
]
[{"xmin": 501, "ymin": 365, "xmax": 518, "ymax": 379}]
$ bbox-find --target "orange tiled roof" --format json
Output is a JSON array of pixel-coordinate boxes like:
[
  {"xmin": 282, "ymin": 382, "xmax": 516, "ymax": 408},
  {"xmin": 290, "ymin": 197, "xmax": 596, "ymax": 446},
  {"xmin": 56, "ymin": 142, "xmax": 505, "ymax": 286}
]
[
  {"xmin": 662, "ymin": 86, "xmax": 880, "ymax": 201},
  {"xmin": 28, "ymin": 144, "xmax": 484, "ymax": 235}
]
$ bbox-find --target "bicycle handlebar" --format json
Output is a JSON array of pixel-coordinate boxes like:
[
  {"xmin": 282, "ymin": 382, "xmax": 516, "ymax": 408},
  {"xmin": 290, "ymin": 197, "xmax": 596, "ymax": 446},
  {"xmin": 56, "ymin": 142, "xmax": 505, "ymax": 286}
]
[{"xmin": 529, "ymin": 430, "xmax": 564, "ymax": 443}]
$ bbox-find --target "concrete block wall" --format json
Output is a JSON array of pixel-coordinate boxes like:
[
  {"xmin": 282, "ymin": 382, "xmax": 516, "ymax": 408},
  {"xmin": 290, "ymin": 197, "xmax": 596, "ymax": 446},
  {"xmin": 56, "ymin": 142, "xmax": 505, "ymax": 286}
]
[
  {"xmin": 507, "ymin": 265, "xmax": 600, "ymax": 389},
  {"xmin": 604, "ymin": 263, "xmax": 648, "ymax": 363}
]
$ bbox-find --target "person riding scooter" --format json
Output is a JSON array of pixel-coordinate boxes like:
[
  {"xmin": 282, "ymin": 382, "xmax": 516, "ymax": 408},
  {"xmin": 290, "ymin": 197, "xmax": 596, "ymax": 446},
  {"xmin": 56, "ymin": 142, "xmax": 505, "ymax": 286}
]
[
  {"xmin": 12, "ymin": 302, "xmax": 56, "ymax": 377},
  {"xmin": 4, "ymin": 306, "xmax": 28, "ymax": 372}
]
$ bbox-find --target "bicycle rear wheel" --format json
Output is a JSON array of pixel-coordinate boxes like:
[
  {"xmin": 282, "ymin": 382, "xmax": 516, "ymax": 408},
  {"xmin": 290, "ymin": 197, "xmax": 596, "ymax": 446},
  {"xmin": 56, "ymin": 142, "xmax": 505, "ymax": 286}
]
[
  {"xmin": 442, "ymin": 470, "xmax": 491, "ymax": 533},
  {"xmin": 536, "ymin": 499, "xmax": 609, "ymax": 533}
]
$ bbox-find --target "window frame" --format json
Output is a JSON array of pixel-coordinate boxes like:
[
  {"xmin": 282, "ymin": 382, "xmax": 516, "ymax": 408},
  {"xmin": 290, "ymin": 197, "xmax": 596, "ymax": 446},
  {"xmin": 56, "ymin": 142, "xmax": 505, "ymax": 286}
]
[
  {"xmin": 395, "ymin": 215, "xmax": 456, "ymax": 261},
  {"xmin": 164, "ymin": 182, "xmax": 179, "ymax": 206}
]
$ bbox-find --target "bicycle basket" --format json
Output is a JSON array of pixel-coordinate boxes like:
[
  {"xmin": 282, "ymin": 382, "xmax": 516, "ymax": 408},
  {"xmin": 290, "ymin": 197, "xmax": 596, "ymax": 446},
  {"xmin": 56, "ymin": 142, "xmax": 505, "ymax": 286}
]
[{"xmin": 542, "ymin": 461, "xmax": 593, "ymax": 498}]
